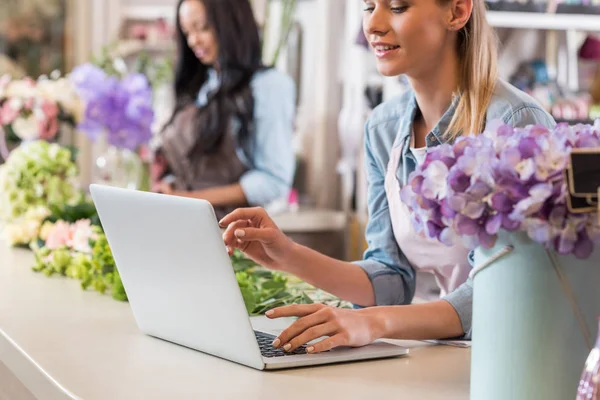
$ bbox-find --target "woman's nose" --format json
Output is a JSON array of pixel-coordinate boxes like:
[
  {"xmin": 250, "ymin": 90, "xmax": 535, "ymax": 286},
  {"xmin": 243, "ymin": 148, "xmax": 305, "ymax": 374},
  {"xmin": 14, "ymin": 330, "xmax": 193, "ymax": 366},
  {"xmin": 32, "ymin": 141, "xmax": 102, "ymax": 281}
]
[
  {"xmin": 363, "ymin": 7, "xmax": 390, "ymax": 38},
  {"xmin": 187, "ymin": 32, "xmax": 200, "ymax": 48}
]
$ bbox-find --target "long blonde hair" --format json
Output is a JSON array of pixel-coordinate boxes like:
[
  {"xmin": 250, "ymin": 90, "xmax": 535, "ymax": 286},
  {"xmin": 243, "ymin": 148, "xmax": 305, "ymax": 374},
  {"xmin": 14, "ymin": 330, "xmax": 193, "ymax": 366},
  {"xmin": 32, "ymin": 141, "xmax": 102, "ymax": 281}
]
[{"xmin": 444, "ymin": 0, "xmax": 498, "ymax": 139}]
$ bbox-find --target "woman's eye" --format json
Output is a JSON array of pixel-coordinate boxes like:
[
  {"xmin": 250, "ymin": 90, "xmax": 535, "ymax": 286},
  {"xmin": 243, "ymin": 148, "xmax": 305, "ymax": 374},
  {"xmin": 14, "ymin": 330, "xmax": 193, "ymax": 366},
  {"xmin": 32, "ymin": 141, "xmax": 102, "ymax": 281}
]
[{"xmin": 391, "ymin": 6, "xmax": 407, "ymax": 13}]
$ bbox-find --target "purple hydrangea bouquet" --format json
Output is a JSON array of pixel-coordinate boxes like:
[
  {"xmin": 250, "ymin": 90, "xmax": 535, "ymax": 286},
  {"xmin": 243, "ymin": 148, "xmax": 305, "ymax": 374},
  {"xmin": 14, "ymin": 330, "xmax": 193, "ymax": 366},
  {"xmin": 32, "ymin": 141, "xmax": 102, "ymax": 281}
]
[
  {"xmin": 403, "ymin": 120, "xmax": 600, "ymax": 400},
  {"xmin": 70, "ymin": 63, "xmax": 154, "ymax": 151},
  {"xmin": 70, "ymin": 63, "xmax": 155, "ymax": 190},
  {"xmin": 401, "ymin": 120, "xmax": 600, "ymax": 259}
]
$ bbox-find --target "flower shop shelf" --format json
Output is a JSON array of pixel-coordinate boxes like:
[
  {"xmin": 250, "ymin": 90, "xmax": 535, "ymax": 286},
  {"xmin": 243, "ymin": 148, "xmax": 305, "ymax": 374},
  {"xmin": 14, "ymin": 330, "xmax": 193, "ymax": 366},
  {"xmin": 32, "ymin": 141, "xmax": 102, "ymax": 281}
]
[
  {"xmin": 271, "ymin": 209, "xmax": 348, "ymax": 233},
  {"xmin": 0, "ymin": 243, "xmax": 470, "ymax": 400},
  {"xmin": 487, "ymin": 11, "xmax": 600, "ymax": 32}
]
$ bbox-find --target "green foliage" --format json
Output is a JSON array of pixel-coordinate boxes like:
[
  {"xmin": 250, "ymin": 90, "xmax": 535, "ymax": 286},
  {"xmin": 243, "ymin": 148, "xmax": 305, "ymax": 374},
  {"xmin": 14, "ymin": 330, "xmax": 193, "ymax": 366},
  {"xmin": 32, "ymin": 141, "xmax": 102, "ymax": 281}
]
[
  {"xmin": 232, "ymin": 249, "xmax": 313, "ymax": 316},
  {"xmin": 30, "ymin": 215, "xmax": 344, "ymax": 313},
  {"xmin": 44, "ymin": 201, "xmax": 101, "ymax": 227},
  {"xmin": 32, "ymin": 226, "xmax": 127, "ymax": 302}
]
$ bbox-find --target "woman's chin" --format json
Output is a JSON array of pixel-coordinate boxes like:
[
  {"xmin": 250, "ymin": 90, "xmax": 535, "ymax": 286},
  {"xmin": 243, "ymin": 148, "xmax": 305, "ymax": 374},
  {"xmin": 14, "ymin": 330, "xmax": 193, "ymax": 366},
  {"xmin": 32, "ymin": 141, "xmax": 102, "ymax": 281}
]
[{"xmin": 376, "ymin": 63, "xmax": 406, "ymax": 78}]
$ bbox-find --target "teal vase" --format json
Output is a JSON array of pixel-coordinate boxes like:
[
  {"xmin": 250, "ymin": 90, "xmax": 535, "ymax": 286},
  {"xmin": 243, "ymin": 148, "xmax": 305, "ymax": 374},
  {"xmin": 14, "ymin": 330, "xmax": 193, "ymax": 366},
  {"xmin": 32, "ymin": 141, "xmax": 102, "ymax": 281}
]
[{"xmin": 471, "ymin": 230, "xmax": 600, "ymax": 400}]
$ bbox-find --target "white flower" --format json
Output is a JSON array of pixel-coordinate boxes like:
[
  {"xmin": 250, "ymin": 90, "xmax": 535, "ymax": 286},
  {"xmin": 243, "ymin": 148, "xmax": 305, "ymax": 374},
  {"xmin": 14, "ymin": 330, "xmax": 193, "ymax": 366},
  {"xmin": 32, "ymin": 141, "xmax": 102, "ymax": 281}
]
[
  {"xmin": 5, "ymin": 80, "xmax": 37, "ymax": 99},
  {"xmin": 36, "ymin": 77, "xmax": 83, "ymax": 122},
  {"xmin": 515, "ymin": 158, "xmax": 536, "ymax": 181},
  {"xmin": 7, "ymin": 97, "xmax": 24, "ymax": 112},
  {"xmin": 70, "ymin": 222, "xmax": 95, "ymax": 254},
  {"xmin": 421, "ymin": 160, "xmax": 450, "ymax": 200},
  {"xmin": 510, "ymin": 183, "xmax": 553, "ymax": 220},
  {"xmin": 12, "ymin": 115, "xmax": 40, "ymax": 141}
]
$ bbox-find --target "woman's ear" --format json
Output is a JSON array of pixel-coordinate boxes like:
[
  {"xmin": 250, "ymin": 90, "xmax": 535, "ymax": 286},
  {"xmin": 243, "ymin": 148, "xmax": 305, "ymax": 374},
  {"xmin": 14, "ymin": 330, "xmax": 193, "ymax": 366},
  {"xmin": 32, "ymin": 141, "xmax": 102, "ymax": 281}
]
[{"xmin": 447, "ymin": 0, "xmax": 473, "ymax": 31}]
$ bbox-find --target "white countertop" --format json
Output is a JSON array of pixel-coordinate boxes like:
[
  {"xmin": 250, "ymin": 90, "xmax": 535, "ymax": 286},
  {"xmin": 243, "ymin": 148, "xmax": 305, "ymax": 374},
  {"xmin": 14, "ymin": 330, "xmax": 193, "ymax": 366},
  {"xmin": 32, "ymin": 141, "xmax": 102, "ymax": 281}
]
[{"xmin": 0, "ymin": 244, "xmax": 471, "ymax": 400}]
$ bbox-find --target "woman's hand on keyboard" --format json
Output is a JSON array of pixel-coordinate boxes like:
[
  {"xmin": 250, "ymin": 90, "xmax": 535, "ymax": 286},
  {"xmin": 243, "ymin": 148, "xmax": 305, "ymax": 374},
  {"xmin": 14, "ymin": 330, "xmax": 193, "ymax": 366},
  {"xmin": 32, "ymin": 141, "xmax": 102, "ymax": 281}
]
[
  {"xmin": 220, "ymin": 207, "xmax": 294, "ymax": 271},
  {"xmin": 266, "ymin": 304, "xmax": 385, "ymax": 353}
]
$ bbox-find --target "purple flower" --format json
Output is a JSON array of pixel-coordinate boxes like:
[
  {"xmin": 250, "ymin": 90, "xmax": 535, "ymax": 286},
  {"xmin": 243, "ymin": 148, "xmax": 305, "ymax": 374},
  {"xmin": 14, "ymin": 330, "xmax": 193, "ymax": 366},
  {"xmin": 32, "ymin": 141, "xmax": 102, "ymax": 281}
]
[
  {"xmin": 509, "ymin": 183, "xmax": 553, "ymax": 221},
  {"xmin": 478, "ymin": 230, "xmax": 497, "ymax": 249},
  {"xmin": 70, "ymin": 64, "xmax": 109, "ymax": 101},
  {"xmin": 439, "ymin": 228, "xmax": 458, "ymax": 246},
  {"xmin": 518, "ymin": 136, "xmax": 540, "ymax": 159},
  {"xmin": 422, "ymin": 144, "xmax": 455, "ymax": 170},
  {"xmin": 491, "ymin": 192, "xmax": 513, "ymax": 213},
  {"xmin": 500, "ymin": 147, "xmax": 521, "ymax": 168},
  {"xmin": 468, "ymin": 180, "xmax": 493, "ymax": 199},
  {"xmin": 523, "ymin": 218, "xmax": 553, "ymax": 244},
  {"xmin": 502, "ymin": 215, "xmax": 521, "ymax": 231},
  {"xmin": 456, "ymin": 214, "xmax": 480, "ymax": 236},
  {"xmin": 72, "ymin": 64, "xmax": 155, "ymax": 151},
  {"xmin": 485, "ymin": 213, "xmax": 503, "ymax": 235},
  {"xmin": 448, "ymin": 168, "xmax": 470, "ymax": 192},
  {"xmin": 573, "ymin": 232, "xmax": 593, "ymax": 260},
  {"xmin": 402, "ymin": 119, "xmax": 600, "ymax": 258},
  {"xmin": 426, "ymin": 221, "xmax": 443, "ymax": 240},
  {"xmin": 439, "ymin": 198, "xmax": 456, "ymax": 219}
]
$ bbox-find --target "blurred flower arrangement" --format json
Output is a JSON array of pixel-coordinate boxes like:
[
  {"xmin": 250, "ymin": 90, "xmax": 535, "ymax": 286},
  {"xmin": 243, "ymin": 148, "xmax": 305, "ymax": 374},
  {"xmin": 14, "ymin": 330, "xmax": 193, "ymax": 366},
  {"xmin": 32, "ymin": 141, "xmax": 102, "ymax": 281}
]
[
  {"xmin": 32, "ymin": 218, "xmax": 127, "ymax": 302},
  {"xmin": 71, "ymin": 64, "xmax": 154, "ymax": 151},
  {"xmin": 0, "ymin": 141, "xmax": 81, "ymax": 246},
  {"xmin": 70, "ymin": 43, "xmax": 174, "ymax": 190},
  {"xmin": 0, "ymin": 72, "xmax": 82, "ymax": 159},
  {"xmin": 401, "ymin": 120, "xmax": 600, "ymax": 259},
  {"xmin": 0, "ymin": 34, "xmax": 343, "ymax": 313}
]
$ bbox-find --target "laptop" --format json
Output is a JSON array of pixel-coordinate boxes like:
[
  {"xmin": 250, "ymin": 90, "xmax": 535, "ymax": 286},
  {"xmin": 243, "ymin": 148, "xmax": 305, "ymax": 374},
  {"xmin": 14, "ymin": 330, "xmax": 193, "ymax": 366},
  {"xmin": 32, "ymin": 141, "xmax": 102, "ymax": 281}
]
[{"xmin": 89, "ymin": 184, "xmax": 409, "ymax": 370}]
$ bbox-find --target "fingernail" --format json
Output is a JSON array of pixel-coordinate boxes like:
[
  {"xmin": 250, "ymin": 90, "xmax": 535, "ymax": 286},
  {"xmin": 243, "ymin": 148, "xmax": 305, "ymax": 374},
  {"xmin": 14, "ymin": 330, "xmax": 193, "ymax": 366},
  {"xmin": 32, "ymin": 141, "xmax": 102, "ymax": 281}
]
[
  {"xmin": 272, "ymin": 338, "xmax": 281, "ymax": 347},
  {"xmin": 307, "ymin": 346, "xmax": 314, "ymax": 353},
  {"xmin": 283, "ymin": 344, "xmax": 292, "ymax": 352},
  {"xmin": 265, "ymin": 310, "xmax": 274, "ymax": 316},
  {"xmin": 235, "ymin": 230, "xmax": 245, "ymax": 238},
  {"xmin": 218, "ymin": 219, "xmax": 225, "ymax": 226},
  {"xmin": 226, "ymin": 246, "xmax": 231, "ymax": 253}
]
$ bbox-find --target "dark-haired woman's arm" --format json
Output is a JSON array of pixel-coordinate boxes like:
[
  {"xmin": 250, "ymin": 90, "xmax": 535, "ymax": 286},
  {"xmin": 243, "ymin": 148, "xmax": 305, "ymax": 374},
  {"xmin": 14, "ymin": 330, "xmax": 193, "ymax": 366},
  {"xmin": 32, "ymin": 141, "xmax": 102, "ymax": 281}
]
[{"xmin": 169, "ymin": 183, "xmax": 248, "ymax": 207}]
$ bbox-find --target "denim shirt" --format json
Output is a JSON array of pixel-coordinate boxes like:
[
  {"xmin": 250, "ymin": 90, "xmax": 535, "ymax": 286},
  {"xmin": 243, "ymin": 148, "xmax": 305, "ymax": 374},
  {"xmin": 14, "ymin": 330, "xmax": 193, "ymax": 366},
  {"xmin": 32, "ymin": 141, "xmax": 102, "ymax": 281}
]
[
  {"xmin": 196, "ymin": 68, "xmax": 296, "ymax": 206},
  {"xmin": 353, "ymin": 79, "xmax": 556, "ymax": 338}
]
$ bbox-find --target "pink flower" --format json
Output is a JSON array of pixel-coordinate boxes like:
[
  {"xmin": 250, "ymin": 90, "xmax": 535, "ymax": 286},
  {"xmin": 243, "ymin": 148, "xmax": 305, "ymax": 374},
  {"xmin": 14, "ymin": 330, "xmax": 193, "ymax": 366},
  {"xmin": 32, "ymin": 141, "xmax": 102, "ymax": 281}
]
[
  {"xmin": 69, "ymin": 219, "xmax": 97, "ymax": 254},
  {"xmin": 23, "ymin": 97, "xmax": 35, "ymax": 110},
  {"xmin": 45, "ymin": 221, "xmax": 73, "ymax": 250},
  {"xmin": 0, "ymin": 98, "xmax": 22, "ymax": 125},
  {"xmin": 37, "ymin": 100, "xmax": 60, "ymax": 140},
  {"xmin": 130, "ymin": 24, "xmax": 148, "ymax": 41}
]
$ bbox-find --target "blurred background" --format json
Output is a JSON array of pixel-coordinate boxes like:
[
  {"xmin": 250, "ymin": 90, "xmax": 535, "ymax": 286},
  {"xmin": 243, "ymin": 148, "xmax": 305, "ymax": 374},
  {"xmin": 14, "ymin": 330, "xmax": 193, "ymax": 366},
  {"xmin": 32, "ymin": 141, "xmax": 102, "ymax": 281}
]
[{"xmin": 1, "ymin": 0, "xmax": 599, "ymax": 262}]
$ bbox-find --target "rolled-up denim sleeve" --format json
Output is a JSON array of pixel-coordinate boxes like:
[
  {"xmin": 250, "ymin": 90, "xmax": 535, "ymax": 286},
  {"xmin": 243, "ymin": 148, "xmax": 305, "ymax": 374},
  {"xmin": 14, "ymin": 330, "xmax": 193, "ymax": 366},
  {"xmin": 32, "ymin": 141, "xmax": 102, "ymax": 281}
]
[
  {"xmin": 240, "ymin": 70, "xmax": 296, "ymax": 206},
  {"xmin": 353, "ymin": 122, "xmax": 416, "ymax": 306}
]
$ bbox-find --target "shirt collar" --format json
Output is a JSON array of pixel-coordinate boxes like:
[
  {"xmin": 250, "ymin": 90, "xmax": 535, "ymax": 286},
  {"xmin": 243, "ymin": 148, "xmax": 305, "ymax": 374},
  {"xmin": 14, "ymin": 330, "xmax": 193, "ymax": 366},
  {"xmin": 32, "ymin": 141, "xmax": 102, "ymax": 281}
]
[
  {"xmin": 196, "ymin": 68, "xmax": 221, "ymax": 107},
  {"xmin": 397, "ymin": 90, "xmax": 461, "ymax": 151}
]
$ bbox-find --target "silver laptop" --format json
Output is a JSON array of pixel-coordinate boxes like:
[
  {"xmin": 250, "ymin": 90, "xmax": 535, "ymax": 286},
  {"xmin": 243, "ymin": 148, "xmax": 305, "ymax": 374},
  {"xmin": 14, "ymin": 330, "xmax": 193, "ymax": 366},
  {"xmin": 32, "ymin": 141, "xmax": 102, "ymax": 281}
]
[{"xmin": 89, "ymin": 184, "xmax": 408, "ymax": 370}]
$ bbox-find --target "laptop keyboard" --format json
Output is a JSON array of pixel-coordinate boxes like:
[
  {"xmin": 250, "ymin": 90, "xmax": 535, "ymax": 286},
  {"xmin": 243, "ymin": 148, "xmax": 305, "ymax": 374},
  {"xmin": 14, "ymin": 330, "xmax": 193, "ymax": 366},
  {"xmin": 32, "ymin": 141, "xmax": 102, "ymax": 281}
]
[{"xmin": 254, "ymin": 331, "xmax": 307, "ymax": 358}]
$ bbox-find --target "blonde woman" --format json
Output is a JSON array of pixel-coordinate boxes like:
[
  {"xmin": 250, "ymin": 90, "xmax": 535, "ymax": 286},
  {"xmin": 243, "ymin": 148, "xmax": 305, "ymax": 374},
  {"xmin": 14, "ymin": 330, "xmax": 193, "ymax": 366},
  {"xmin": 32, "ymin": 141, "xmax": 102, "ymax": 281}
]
[{"xmin": 221, "ymin": 0, "xmax": 556, "ymax": 353}]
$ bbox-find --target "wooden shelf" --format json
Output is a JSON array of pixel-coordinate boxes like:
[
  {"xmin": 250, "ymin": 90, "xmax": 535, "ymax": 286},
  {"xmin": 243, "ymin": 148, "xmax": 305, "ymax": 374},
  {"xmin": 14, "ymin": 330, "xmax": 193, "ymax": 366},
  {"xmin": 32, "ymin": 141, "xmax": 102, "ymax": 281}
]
[
  {"xmin": 122, "ymin": 5, "xmax": 175, "ymax": 21},
  {"xmin": 487, "ymin": 11, "xmax": 600, "ymax": 32},
  {"xmin": 271, "ymin": 209, "xmax": 347, "ymax": 233},
  {"xmin": 115, "ymin": 40, "xmax": 175, "ymax": 58}
]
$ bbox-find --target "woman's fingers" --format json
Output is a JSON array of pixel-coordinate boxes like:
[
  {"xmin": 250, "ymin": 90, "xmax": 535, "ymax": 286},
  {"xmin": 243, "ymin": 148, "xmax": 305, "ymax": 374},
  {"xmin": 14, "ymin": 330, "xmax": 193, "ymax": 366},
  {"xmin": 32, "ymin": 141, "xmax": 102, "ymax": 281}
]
[
  {"xmin": 282, "ymin": 322, "xmax": 337, "ymax": 352},
  {"xmin": 219, "ymin": 207, "xmax": 267, "ymax": 228},
  {"xmin": 306, "ymin": 334, "xmax": 347, "ymax": 354},
  {"xmin": 269, "ymin": 305, "xmax": 331, "ymax": 348},
  {"xmin": 266, "ymin": 304, "xmax": 325, "ymax": 319},
  {"xmin": 234, "ymin": 227, "xmax": 279, "ymax": 244},
  {"xmin": 223, "ymin": 220, "xmax": 251, "ymax": 251}
]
